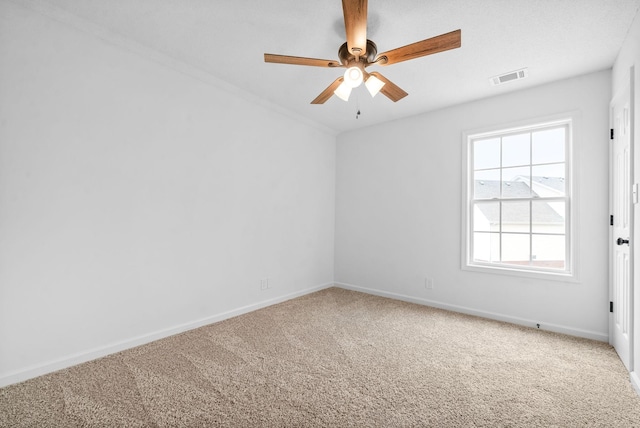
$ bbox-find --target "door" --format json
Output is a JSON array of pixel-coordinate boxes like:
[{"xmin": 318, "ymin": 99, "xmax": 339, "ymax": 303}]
[{"xmin": 611, "ymin": 83, "xmax": 633, "ymax": 371}]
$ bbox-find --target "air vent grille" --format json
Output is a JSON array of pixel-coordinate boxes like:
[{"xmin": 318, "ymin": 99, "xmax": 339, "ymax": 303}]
[{"xmin": 490, "ymin": 68, "xmax": 528, "ymax": 86}]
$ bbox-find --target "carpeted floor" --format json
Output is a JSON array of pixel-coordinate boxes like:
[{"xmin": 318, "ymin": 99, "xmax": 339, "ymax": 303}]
[{"xmin": 1, "ymin": 287, "xmax": 640, "ymax": 427}]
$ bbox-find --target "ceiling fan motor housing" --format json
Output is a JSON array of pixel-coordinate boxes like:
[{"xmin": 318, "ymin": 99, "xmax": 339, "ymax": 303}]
[{"xmin": 339, "ymin": 39, "xmax": 378, "ymax": 67}]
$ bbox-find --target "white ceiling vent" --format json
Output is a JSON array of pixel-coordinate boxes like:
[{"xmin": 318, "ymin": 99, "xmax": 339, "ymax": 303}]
[{"xmin": 490, "ymin": 68, "xmax": 528, "ymax": 86}]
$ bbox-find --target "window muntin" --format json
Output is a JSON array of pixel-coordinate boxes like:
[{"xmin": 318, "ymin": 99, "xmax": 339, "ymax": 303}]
[{"xmin": 467, "ymin": 121, "xmax": 571, "ymax": 276}]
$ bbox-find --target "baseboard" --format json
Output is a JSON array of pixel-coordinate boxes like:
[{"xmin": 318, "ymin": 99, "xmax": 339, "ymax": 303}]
[
  {"xmin": 0, "ymin": 282, "xmax": 334, "ymax": 388},
  {"xmin": 335, "ymin": 282, "xmax": 609, "ymax": 342},
  {"xmin": 631, "ymin": 372, "xmax": 640, "ymax": 397}
]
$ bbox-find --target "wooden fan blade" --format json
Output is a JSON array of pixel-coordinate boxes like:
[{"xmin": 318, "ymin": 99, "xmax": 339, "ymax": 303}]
[
  {"xmin": 369, "ymin": 72, "xmax": 408, "ymax": 102},
  {"xmin": 376, "ymin": 29, "xmax": 461, "ymax": 66},
  {"xmin": 264, "ymin": 54, "xmax": 342, "ymax": 68},
  {"xmin": 342, "ymin": 0, "xmax": 368, "ymax": 56},
  {"xmin": 311, "ymin": 77, "xmax": 344, "ymax": 104}
]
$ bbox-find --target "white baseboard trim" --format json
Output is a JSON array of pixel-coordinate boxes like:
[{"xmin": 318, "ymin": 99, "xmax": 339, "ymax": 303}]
[
  {"xmin": 631, "ymin": 372, "xmax": 640, "ymax": 397},
  {"xmin": 0, "ymin": 282, "xmax": 333, "ymax": 388},
  {"xmin": 335, "ymin": 282, "xmax": 609, "ymax": 342}
]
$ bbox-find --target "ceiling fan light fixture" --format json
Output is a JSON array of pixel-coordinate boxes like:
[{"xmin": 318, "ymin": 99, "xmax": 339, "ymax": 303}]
[
  {"xmin": 365, "ymin": 74, "xmax": 385, "ymax": 97},
  {"xmin": 343, "ymin": 66, "xmax": 364, "ymax": 88},
  {"xmin": 334, "ymin": 81, "xmax": 352, "ymax": 101},
  {"xmin": 264, "ymin": 0, "xmax": 462, "ymax": 105}
]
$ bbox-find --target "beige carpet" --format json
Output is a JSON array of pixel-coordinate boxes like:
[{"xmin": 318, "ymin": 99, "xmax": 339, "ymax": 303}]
[{"xmin": 2, "ymin": 287, "xmax": 640, "ymax": 427}]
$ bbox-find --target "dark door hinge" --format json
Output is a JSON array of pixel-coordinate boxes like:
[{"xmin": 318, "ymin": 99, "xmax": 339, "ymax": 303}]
[
  {"xmin": 610, "ymin": 215, "xmax": 614, "ymax": 226},
  {"xmin": 610, "ymin": 301, "xmax": 614, "ymax": 313},
  {"xmin": 611, "ymin": 128, "xmax": 614, "ymax": 140}
]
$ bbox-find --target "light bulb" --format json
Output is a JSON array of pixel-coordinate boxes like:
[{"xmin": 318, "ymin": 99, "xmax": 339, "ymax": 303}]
[
  {"xmin": 334, "ymin": 81, "xmax": 352, "ymax": 101},
  {"xmin": 365, "ymin": 75, "xmax": 385, "ymax": 97},
  {"xmin": 343, "ymin": 66, "xmax": 363, "ymax": 88}
]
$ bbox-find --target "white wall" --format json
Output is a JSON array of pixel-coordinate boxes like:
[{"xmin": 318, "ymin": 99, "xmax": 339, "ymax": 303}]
[
  {"xmin": 613, "ymin": 8, "xmax": 640, "ymax": 393},
  {"xmin": 335, "ymin": 70, "xmax": 611, "ymax": 340},
  {"xmin": 0, "ymin": 1, "xmax": 335, "ymax": 386}
]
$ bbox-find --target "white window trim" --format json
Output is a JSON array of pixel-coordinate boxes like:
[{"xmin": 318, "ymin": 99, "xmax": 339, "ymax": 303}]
[{"xmin": 461, "ymin": 112, "xmax": 581, "ymax": 282}]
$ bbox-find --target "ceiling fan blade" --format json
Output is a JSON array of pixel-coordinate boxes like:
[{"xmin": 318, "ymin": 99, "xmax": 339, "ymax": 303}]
[
  {"xmin": 264, "ymin": 54, "xmax": 342, "ymax": 68},
  {"xmin": 342, "ymin": 0, "xmax": 368, "ymax": 56},
  {"xmin": 369, "ymin": 72, "xmax": 408, "ymax": 102},
  {"xmin": 375, "ymin": 29, "xmax": 461, "ymax": 66},
  {"xmin": 311, "ymin": 77, "xmax": 344, "ymax": 104}
]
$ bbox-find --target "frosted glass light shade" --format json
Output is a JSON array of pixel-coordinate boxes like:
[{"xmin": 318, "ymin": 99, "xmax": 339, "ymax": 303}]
[
  {"xmin": 334, "ymin": 81, "xmax": 352, "ymax": 101},
  {"xmin": 343, "ymin": 66, "xmax": 363, "ymax": 88},
  {"xmin": 365, "ymin": 75, "xmax": 385, "ymax": 97}
]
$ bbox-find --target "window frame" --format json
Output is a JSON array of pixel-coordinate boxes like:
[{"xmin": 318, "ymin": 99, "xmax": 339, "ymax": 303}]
[{"xmin": 461, "ymin": 113, "xmax": 579, "ymax": 281}]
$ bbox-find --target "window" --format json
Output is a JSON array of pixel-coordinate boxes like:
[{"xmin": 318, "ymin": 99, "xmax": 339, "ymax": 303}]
[{"xmin": 463, "ymin": 117, "xmax": 574, "ymax": 278}]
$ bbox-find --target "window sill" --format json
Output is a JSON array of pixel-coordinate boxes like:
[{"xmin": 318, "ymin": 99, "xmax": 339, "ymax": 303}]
[{"xmin": 462, "ymin": 262, "xmax": 578, "ymax": 283}]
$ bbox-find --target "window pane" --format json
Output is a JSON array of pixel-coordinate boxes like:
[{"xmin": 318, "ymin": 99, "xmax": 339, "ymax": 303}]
[
  {"xmin": 474, "ymin": 169, "xmax": 500, "ymax": 199},
  {"xmin": 474, "ymin": 202, "xmax": 500, "ymax": 232},
  {"xmin": 502, "ymin": 201, "xmax": 530, "ymax": 233},
  {"xmin": 532, "ymin": 127, "xmax": 565, "ymax": 165},
  {"xmin": 473, "ymin": 232, "xmax": 500, "ymax": 262},
  {"xmin": 531, "ymin": 164, "xmax": 565, "ymax": 196},
  {"xmin": 502, "ymin": 133, "xmax": 530, "ymax": 167},
  {"xmin": 532, "ymin": 200, "xmax": 565, "ymax": 234},
  {"xmin": 532, "ymin": 234, "xmax": 565, "ymax": 269},
  {"xmin": 501, "ymin": 233, "xmax": 530, "ymax": 266},
  {"xmin": 474, "ymin": 138, "xmax": 501, "ymax": 170},
  {"xmin": 502, "ymin": 167, "xmax": 530, "ymax": 198}
]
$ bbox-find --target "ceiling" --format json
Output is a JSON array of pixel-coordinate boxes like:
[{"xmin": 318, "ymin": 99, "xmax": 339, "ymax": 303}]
[{"xmin": 20, "ymin": 0, "xmax": 640, "ymax": 134}]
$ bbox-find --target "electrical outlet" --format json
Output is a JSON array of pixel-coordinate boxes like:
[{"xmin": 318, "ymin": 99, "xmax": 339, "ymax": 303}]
[
  {"xmin": 425, "ymin": 277, "xmax": 434, "ymax": 290},
  {"xmin": 260, "ymin": 278, "xmax": 270, "ymax": 290}
]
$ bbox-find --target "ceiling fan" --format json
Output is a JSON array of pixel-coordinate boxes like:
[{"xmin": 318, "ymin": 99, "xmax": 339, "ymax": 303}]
[{"xmin": 264, "ymin": 0, "xmax": 461, "ymax": 104}]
